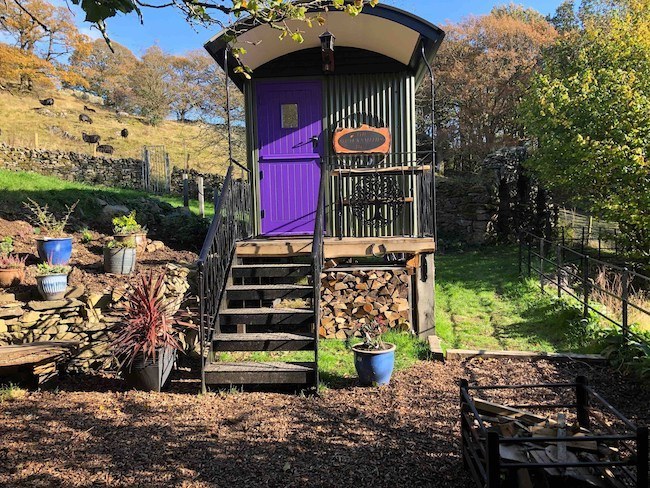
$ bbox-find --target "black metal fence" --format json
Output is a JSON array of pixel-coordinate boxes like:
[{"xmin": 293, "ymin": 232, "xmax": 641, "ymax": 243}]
[
  {"xmin": 460, "ymin": 376, "xmax": 648, "ymax": 488},
  {"xmin": 328, "ymin": 151, "xmax": 434, "ymax": 238},
  {"xmin": 197, "ymin": 164, "xmax": 252, "ymax": 392},
  {"xmin": 519, "ymin": 231, "xmax": 650, "ymax": 345},
  {"xmin": 557, "ymin": 226, "xmax": 623, "ymax": 260}
]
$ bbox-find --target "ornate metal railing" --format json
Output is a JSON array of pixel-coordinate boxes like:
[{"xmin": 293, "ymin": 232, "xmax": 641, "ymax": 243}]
[
  {"xmin": 310, "ymin": 158, "xmax": 328, "ymax": 391},
  {"xmin": 328, "ymin": 151, "xmax": 435, "ymax": 238},
  {"xmin": 197, "ymin": 163, "xmax": 252, "ymax": 392}
]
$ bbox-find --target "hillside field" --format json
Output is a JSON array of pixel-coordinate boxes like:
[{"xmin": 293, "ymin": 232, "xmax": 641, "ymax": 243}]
[{"xmin": 0, "ymin": 89, "xmax": 236, "ymax": 174}]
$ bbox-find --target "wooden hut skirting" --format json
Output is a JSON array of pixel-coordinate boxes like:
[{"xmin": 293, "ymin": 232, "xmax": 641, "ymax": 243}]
[{"xmin": 320, "ymin": 267, "xmax": 411, "ymax": 339}]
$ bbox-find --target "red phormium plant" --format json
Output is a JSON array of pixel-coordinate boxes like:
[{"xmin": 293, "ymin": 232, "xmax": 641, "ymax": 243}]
[{"xmin": 112, "ymin": 272, "xmax": 180, "ymax": 369}]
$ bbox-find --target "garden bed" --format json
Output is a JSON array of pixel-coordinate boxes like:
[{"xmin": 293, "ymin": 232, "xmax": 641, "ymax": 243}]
[{"xmin": 0, "ymin": 358, "xmax": 647, "ymax": 487}]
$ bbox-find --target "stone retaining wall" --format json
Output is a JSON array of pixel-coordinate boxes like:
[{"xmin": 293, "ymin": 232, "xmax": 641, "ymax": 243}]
[
  {"xmin": 0, "ymin": 143, "xmax": 144, "ymax": 190},
  {"xmin": 0, "ymin": 264, "xmax": 192, "ymax": 371}
]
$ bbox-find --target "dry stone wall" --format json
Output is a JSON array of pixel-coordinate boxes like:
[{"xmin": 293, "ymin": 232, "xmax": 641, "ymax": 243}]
[
  {"xmin": 0, "ymin": 143, "xmax": 144, "ymax": 190},
  {"xmin": 0, "ymin": 143, "xmax": 224, "ymax": 197},
  {"xmin": 0, "ymin": 264, "xmax": 193, "ymax": 371}
]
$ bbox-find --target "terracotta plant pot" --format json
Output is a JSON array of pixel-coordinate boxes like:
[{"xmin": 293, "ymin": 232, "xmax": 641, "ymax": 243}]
[
  {"xmin": 114, "ymin": 232, "xmax": 147, "ymax": 254},
  {"xmin": 0, "ymin": 268, "xmax": 25, "ymax": 288}
]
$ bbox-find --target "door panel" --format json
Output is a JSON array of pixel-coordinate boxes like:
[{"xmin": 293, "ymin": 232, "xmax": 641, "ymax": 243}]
[{"xmin": 257, "ymin": 80, "xmax": 322, "ymax": 236}]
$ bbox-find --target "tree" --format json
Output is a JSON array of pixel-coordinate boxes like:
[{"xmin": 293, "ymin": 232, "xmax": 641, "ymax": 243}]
[
  {"xmin": 0, "ymin": 43, "xmax": 56, "ymax": 90},
  {"xmin": 8, "ymin": 0, "xmax": 378, "ymax": 55},
  {"xmin": 0, "ymin": 0, "xmax": 89, "ymax": 61},
  {"xmin": 128, "ymin": 46, "xmax": 172, "ymax": 125},
  {"xmin": 69, "ymin": 39, "xmax": 138, "ymax": 107},
  {"xmin": 521, "ymin": 0, "xmax": 650, "ymax": 253},
  {"xmin": 422, "ymin": 6, "xmax": 557, "ymax": 172},
  {"xmin": 168, "ymin": 51, "xmax": 215, "ymax": 122}
]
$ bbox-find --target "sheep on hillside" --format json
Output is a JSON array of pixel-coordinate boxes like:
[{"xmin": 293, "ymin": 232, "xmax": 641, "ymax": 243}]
[
  {"xmin": 79, "ymin": 114, "xmax": 93, "ymax": 124},
  {"xmin": 83, "ymin": 105, "xmax": 96, "ymax": 113},
  {"xmin": 82, "ymin": 132, "xmax": 101, "ymax": 144},
  {"xmin": 120, "ymin": 128, "xmax": 129, "ymax": 138},
  {"xmin": 97, "ymin": 144, "xmax": 114, "ymax": 155},
  {"xmin": 39, "ymin": 98, "xmax": 54, "ymax": 106}
]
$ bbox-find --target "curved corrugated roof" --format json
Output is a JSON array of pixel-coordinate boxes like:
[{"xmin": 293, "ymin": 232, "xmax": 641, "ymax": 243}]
[{"xmin": 205, "ymin": 4, "xmax": 445, "ymax": 89}]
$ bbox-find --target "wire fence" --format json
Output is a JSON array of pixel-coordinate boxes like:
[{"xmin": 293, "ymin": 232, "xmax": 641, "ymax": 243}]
[{"xmin": 519, "ymin": 231, "xmax": 650, "ymax": 345}]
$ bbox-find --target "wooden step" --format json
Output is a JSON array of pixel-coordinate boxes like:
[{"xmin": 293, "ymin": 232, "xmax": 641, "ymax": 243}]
[
  {"xmin": 212, "ymin": 333, "xmax": 315, "ymax": 351},
  {"xmin": 226, "ymin": 284, "xmax": 312, "ymax": 301},
  {"xmin": 231, "ymin": 263, "xmax": 311, "ymax": 279},
  {"xmin": 220, "ymin": 307, "xmax": 313, "ymax": 326},
  {"xmin": 204, "ymin": 361, "xmax": 316, "ymax": 385}
]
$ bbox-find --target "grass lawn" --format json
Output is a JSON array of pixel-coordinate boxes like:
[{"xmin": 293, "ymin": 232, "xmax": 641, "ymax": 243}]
[
  {"xmin": 434, "ymin": 246, "xmax": 601, "ymax": 353},
  {"xmin": 0, "ymin": 168, "xmax": 214, "ymax": 219}
]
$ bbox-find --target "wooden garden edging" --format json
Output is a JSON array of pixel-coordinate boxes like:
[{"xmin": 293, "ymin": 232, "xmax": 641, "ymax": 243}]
[{"xmin": 0, "ymin": 341, "xmax": 79, "ymax": 386}]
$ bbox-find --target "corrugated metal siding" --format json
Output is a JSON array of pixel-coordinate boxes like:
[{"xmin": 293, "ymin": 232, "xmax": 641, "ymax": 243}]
[
  {"xmin": 246, "ymin": 72, "xmax": 420, "ymax": 237},
  {"xmin": 323, "ymin": 73, "xmax": 419, "ymax": 237}
]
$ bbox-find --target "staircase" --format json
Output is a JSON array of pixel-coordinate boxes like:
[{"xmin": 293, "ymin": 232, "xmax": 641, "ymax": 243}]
[{"xmin": 203, "ymin": 256, "xmax": 318, "ymax": 389}]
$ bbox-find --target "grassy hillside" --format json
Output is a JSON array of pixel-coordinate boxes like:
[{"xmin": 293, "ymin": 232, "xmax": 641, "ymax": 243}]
[{"xmin": 0, "ymin": 89, "xmax": 237, "ymax": 174}]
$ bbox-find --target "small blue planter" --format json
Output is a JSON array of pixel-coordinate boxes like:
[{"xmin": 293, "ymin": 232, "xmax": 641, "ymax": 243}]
[
  {"xmin": 36, "ymin": 273, "xmax": 68, "ymax": 301},
  {"xmin": 353, "ymin": 343, "xmax": 396, "ymax": 386},
  {"xmin": 36, "ymin": 237, "xmax": 73, "ymax": 265}
]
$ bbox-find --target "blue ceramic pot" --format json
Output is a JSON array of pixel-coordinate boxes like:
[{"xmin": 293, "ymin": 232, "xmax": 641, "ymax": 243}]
[
  {"xmin": 36, "ymin": 237, "xmax": 73, "ymax": 265},
  {"xmin": 36, "ymin": 273, "xmax": 68, "ymax": 301},
  {"xmin": 353, "ymin": 343, "xmax": 396, "ymax": 386}
]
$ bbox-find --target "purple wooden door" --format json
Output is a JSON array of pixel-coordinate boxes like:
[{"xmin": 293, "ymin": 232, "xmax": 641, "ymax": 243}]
[{"xmin": 257, "ymin": 80, "xmax": 322, "ymax": 236}]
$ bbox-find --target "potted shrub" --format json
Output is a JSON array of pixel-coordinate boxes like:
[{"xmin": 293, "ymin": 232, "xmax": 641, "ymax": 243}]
[
  {"xmin": 112, "ymin": 211, "xmax": 147, "ymax": 254},
  {"xmin": 104, "ymin": 237, "xmax": 136, "ymax": 275},
  {"xmin": 0, "ymin": 237, "xmax": 26, "ymax": 288},
  {"xmin": 112, "ymin": 273, "xmax": 181, "ymax": 392},
  {"xmin": 23, "ymin": 198, "xmax": 78, "ymax": 265},
  {"xmin": 352, "ymin": 317, "xmax": 396, "ymax": 386},
  {"xmin": 35, "ymin": 262, "xmax": 71, "ymax": 300}
]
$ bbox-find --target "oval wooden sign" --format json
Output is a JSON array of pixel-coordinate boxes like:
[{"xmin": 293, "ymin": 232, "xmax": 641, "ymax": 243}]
[{"xmin": 333, "ymin": 125, "xmax": 391, "ymax": 154}]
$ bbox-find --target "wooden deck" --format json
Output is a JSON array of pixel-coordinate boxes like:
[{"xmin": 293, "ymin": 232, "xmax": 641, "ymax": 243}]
[{"xmin": 236, "ymin": 236, "xmax": 435, "ymax": 259}]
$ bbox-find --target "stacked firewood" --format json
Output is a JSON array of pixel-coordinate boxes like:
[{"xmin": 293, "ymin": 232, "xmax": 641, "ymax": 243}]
[{"xmin": 320, "ymin": 268, "xmax": 411, "ymax": 339}]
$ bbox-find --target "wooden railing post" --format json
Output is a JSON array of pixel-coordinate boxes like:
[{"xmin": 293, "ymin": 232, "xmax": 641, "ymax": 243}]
[{"xmin": 197, "ymin": 176, "xmax": 205, "ymax": 218}]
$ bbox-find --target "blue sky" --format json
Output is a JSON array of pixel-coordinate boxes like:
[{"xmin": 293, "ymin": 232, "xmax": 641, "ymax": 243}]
[{"xmin": 61, "ymin": 0, "xmax": 565, "ymax": 56}]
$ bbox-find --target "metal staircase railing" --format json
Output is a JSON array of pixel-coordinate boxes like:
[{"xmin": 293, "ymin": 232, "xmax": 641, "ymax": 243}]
[
  {"xmin": 310, "ymin": 157, "xmax": 328, "ymax": 390},
  {"xmin": 197, "ymin": 163, "xmax": 252, "ymax": 392}
]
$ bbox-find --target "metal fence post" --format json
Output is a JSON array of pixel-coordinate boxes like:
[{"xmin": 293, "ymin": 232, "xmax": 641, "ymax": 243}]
[
  {"xmin": 165, "ymin": 152, "xmax": 171, "ymax": 193},
  {"xmin": 637, "ymin": 426, "xmax": 648, "ymax": 488},
  {"xmin": 486, "ymin": 431, "xmax": 500, "ymax": 487},
  {"xmin": 622, "ymin": 268, "xmax": 629, "ymax": 338},
  {"xmin": 583, "ymin": 255, "xmax": 590, "ymax": 318},
  {"xmin": 557, "ymin": 243, "xmax": 562, "ymax": 298},
  {"xmin": 576, "ymin": 375, "xmax": 591, "ymax": 429},
  {"xmin": 598, "ymin": 228, "xmax": 602, "ymax": 260},
  {"xmin": 539, "ymin": 237, "xmax": 544, "ymax": 291},
  {"xmin": 527, "ymin": 235, "xmax": 532, "ymax": 278},
  {"xmin": 581, "ymin": 227, "xmax": 585, "ymax": 255},
  {"xmin": 518, "ymin": 234, "xmax": 522, "ymax": 276}
]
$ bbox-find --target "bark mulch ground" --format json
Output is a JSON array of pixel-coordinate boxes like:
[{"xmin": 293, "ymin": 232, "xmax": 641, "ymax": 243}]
[{"xmin": 0, "ymin": 358, "xmax": 648, "ymax": 488}]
